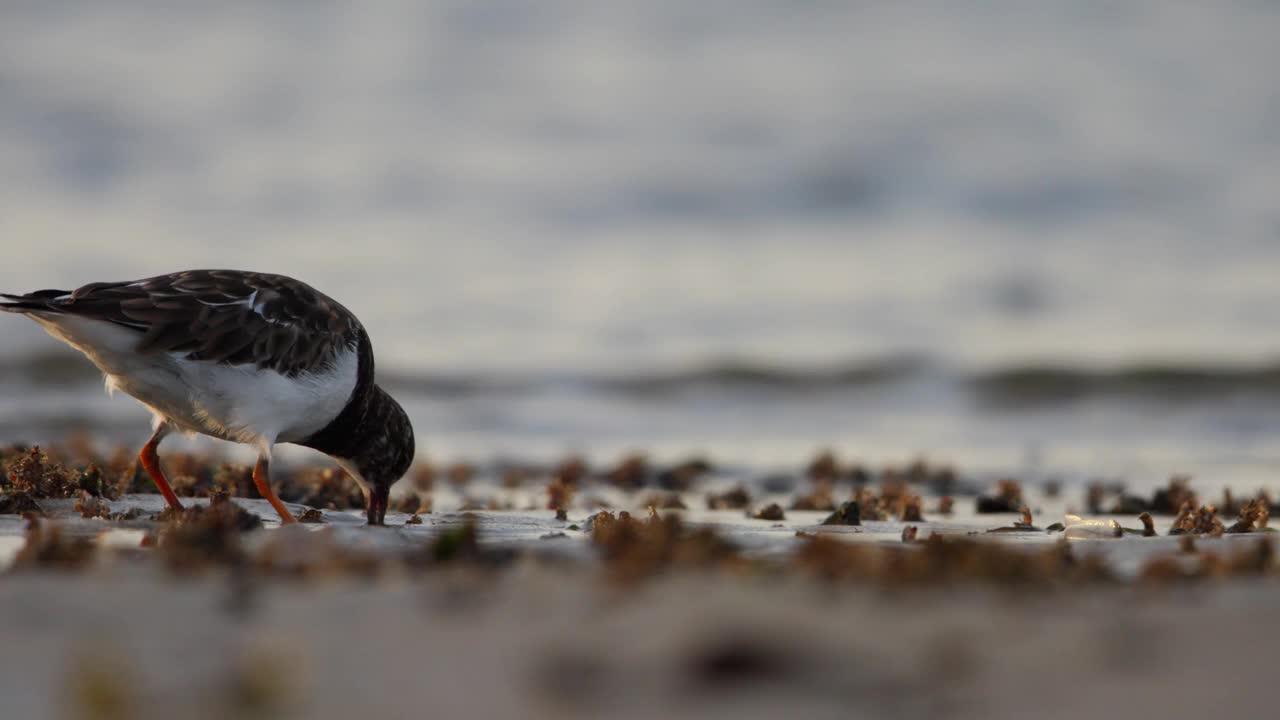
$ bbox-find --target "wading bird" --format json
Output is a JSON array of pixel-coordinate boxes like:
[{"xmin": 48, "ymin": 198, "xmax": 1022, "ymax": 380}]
[{"xmin": 1, "ymin": 270, "xmax": 414, "ymax": 525}]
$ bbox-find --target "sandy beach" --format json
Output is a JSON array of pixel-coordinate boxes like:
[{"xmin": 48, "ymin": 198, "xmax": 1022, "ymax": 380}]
[
  {"xmin": 0, "ymin": 445, "xmax": 1276, "ymax": 719},
  {"xmin": 3, "ymin": 2, "xmax": 1279, "ymax": 718}
]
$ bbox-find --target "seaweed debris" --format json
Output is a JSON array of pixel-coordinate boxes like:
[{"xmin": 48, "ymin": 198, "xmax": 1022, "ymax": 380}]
[
  {"xmin": 706, "ymin": 485, "xmax": 751, "ymax": 510},
  {"xmin": 2, "ymin": 446, "xmax": 80, "ymax": 498},
  {"xmin": 589, "ymin": 510, "xmax": 740, "ymax": 583},
  {"xmin": 446, "ymin": 462, "xmax": 475, "ymax": 490},
  {"xmin": 396, "ymin": 493, "xmax": 425, "ymax": 514},
  {"xmin": 806, "ymin": 451, "xmax": 839, "ymax": 482},
  {"xmin": 975, "ymin": 480, "xmax": 1023, "ymax": 514},
  {"xmin": 987, "ymin": 508, "xmax": 1039, "ymax": 533},
  {"xmin": 156, "ymin": 493, "xmax": 263, "ymax": 572},
  {"xmin": 657, "ymin": 457, "xmax": 713, "ymax": 491},
  {"xmin": 853, "ymin": 488, "xmax": 887, "ymax": 521},
  {"xmin": 1139, "ymin": 537, "xmax": 1276, "ymax": 583},
  {"xmin": 793, "ymin": 533, "xmax": 1114, "ymax": 588},
  {"xmin": 10, "ymin": 515, "xmax": 97, "ymax": 571},
  {"xmin": 642, "ymin": 493, "xmax": 688, "ymax": 510},
  {"xmin": 277, "ymin": 467, "xmax": 364, "ymax": 510},
  {"xmin": 1110, "ymin": 493, "xmax": 1150, "ymax": 515},
  {"xmin": 821, "ymin": 501, "xmax": 860, "ymax": 526},
  {"xmin": 897, "ymin": 494, "xmax": 925, "ymax": 523},
  {"xmin": 1226, "ymin": 499, "xmax": 1270, "ymax": 534},
  {"xmin": 751, "ymin": 503, "xmax": 785, "ymax": 521},
  {"xmin": 553, "ymin": 455, "xmax": 589, "ymax": 487},
  {"xmin": 789, "ymin": 479, "xmax": 836, "ymax": 511},
  {"xmin": 547, "ymin": 477, "xmax": 576, "ymax": 512},
  {"xmin": 1170, "ymin": 503, "xmax": 1224, "ymax": 537},
  {"xmin": 608, "ymin": 454, "xmax": 649, "ymax": 490},
  {"xmin": 1151, "ymin": 476, "xmax": 1197, "ymax": 515},
  {"xmin": 74, "ymin": 491, "xmax": 112, "ymax": 520},
  {"xmin": 1140, "ymin": 511, "xmax": 1156, "ymax": 536}
]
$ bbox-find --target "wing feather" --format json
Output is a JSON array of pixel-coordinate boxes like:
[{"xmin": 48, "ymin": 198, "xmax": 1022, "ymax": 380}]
[{"xmin": 42, "ymin": 270, "xmax": 361, "ymax": 376}]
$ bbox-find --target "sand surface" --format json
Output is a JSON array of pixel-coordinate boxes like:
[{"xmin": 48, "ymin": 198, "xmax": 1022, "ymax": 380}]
[
  {"xmin": 1, "ymin": 489, "xmax": 1277, "ymax": 720},
  {"xmin": 4, "ymin": 559, "xmax": 1279, "ymax": 720}
]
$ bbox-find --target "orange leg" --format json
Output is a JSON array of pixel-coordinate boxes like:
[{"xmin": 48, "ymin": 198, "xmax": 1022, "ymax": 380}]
[
  {"xmin": 138, "ymin": 428, "xmax": 184, "ymax": 511},
  {"xmin": 254, "ymin": 455, "xmax": 296, "ymax": 524}
]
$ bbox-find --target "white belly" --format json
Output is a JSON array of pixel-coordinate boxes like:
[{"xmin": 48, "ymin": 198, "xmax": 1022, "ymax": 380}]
[{"xmin": 28, "ymin": 313, "xmax": 358, "ymax": 447}]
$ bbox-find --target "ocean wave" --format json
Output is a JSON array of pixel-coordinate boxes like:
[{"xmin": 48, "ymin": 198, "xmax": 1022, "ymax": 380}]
[
  {"xmin": 352, "ymin": 358, "xmax": 1280, "ymax": 406},
  {"xmin": 7, "ymin": 351, "xmax": 1280, "ymax": 407},
  {"xmin": 970, "ymin": 364, "xmax": 1280, "ymax": 406}
]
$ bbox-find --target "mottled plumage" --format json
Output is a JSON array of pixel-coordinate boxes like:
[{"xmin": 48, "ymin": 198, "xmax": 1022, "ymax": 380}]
[
  {"xmin": 1, "ymin": 269, "xmax": 414, "ymax": 525},
  {"xmin": 6, "ymin": 269, "xmax": 361, "ymax": 376}
]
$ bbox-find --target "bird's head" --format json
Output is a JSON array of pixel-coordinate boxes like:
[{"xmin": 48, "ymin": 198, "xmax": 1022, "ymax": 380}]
[{"xmin": 336, "ymin": 385, "xmax": 415, "ymax": 525}]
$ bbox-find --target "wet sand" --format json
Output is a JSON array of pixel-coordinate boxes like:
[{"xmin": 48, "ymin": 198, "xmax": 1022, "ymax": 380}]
[
  {"xmin": 4, "ymin": 552, "xmax": 1279, "ymax": 720},
  {"xmin": 2, "ymin": 446, "xmax": 1278, "ymax": 719}
]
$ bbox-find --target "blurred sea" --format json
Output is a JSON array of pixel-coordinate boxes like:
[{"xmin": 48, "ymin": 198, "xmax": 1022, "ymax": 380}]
[{"xmin": 1, "ymin": 1, "xmax": 1279, "ymax": 491}]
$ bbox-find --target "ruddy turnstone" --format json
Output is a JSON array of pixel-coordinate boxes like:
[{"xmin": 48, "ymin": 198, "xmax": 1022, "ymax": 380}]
[{"xmin": 1, "ymin": 269, "xmax": 414, "ymax": 525}]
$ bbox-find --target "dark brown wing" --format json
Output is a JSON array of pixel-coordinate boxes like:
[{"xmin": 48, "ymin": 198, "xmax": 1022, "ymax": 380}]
[{"xmin": 48, "ymin": 270, "xmax": 362, "ymax": 376}]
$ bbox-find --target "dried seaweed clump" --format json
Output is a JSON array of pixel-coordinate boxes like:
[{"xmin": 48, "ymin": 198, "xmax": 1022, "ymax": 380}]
[
  {"xmin": 547, "ymin": 477, "xmax": 576, "ymax": 512},
  {"xmin": 897, "ymin": 494, "xmax": 925, "ymax": 523},
  {"xmin": 987, "ymin": 507, "xmax": 1040, "ymax": 533},
  {"xmin": 706, "ymin": 485, "xmax": 751, "ymax": 510},
  {"xmin": 1109, "ymin": 491, "xmax": 1150, "ymax": 515},
  {"xmin": 399, "ymin": 463, "xmax": 431, "ymax": 497},
  {"xmin": 74, "ymin": 491, "xmax": 112, "ymax": 520},
  {"xmin": 608, "ymin": 454, "xmax": 649, "ymax": 490},
  {"xmin": 2, "ymin": 446, "xmax": 79, "ymax": 499},
  {"xmin": 821, "ymin": 501, "xmax": 861, "ymax": 526},
  {"xmin": 446, "ymin": 462, "xmax": 475, "ymax": 490},
  {"xmin": 751, "ymin": 503, "xmax": 785, "ymax": 521},
  {"xmin": 553, "ymin": 455, "xmax": 589, "ymax": 487},
  {"xmin": 1139, "ymin": 538, "xmax": 1275, "ymax": 584},
  {"xmin": 852, "ymin": 487, "xmax": 886, "ymax": 521},
  {"xmin": 886, "ymin": 457, "xmax": 960, "ymax": 496},
  {"xmin": 806, "ymin": 450, "xmax": 840, "ymax": 481},
  {"xmin": 157, "ymin": 493, "xmax": 263, "ymax": 572},
  {"xmin": 1170, "ymin": 503, "xmax": 1225, "ymax": 537},
  {"xmin": 789, "ymin": 480, "xmax": 836, "ymax": 512},
  {"xmin": 277, "ymin": 467, "xmax": 365, "ymax": 510},
  {"xmin": 74, "ymin": 464, "xmax": 120, "ymax": 500},
  {"xmin": 1138, "ymin": 512, "xmax": 1156, "ymax": 537},
  {"xmin": 1218, "ymin": 488, "xmax": 1242, "ymax": 517},
  {"xmin": 10, "ymin": 516, "xmax": 97, "ymax": 571},
  {"xmin": 975, "ymin": 479, "xmax": 1023, "ymax": 513},
  {"xmin": 426, "ymin": 517, "xmax": 484, "ymax": 565},
  {"xmin": 794, "ymin": 534, "xmax": 1113, "ymax": 588},
  {"xmin": 209, "ymin": 463, "xmax": 257, "ymax": 498},
  {"xmin": 1226, "ymin": 499, "xmax": 1270, "ymax": 534},
  {"xmin": 589, "ymin": 510, "xmax": 739, "ymax": 583},
  {"xmin": 144, "ymin": 451, "xmax": 225, "ymax": 497},
  {"xmin": 1151, "ymin": 475, "xmax": 1197, "ymax": 515},
  {"xmin": 396, "ymin": 493, "xmax": 426, "ymax": 514},
  {"xmin": 657, "ymin": 456, "xmax": 713, "ymax": 491},
  {"xmin": 1085, "ymin": 482, "xmax": 1105, "ymax": 515},
  {"xmin": 641, "ymin": 492, "xmax": 688, "ymax": 510}
]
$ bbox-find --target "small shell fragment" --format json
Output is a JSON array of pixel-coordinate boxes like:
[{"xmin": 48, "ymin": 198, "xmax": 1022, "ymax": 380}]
[{"xmin": 1062, "ymin": 514, "xmax": 1122, "ymax": 539}]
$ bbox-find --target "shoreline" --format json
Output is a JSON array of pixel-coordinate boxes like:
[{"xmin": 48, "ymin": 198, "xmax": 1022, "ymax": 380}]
[{"xmin": 1, "ymin": 442, "xmax": 1277, "ymax": 718}]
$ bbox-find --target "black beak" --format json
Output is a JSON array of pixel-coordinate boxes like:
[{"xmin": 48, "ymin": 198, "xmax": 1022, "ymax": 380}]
[{"xmin": 367, "ymin": 484, "xmax": 390, "ymax": 526}]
